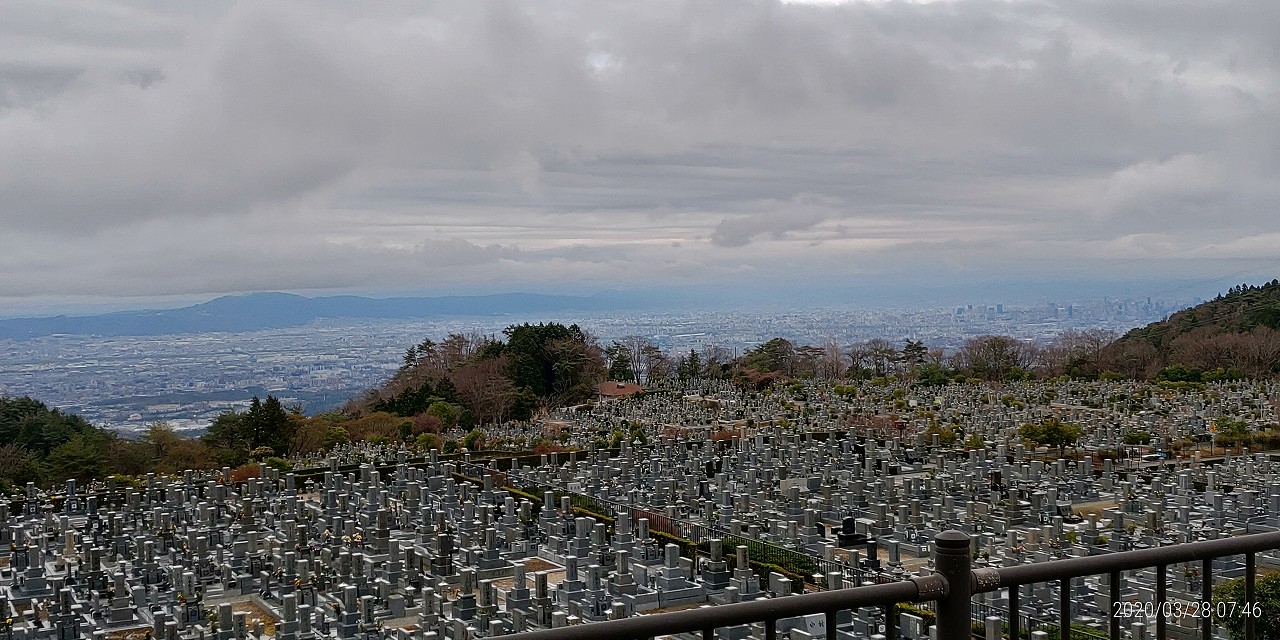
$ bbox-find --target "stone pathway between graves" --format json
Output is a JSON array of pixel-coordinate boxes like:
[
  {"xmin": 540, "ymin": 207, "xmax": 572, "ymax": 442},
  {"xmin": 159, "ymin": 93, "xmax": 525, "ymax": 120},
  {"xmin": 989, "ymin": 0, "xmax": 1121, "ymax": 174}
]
[
  {"xmin": 1072, "ymin": 500, "xmax": 1118, "ymax": 518},
  {"xmin": 104, "ymin": 631, "xmax": 152, "ymax": 640},
  {"xmin": 229, "ymin": 598, "xmax": 277, "ymax": 635}
]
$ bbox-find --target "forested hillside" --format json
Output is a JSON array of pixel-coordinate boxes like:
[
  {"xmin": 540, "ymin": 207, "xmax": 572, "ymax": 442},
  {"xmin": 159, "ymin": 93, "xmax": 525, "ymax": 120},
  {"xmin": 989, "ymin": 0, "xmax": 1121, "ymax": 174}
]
[
  {"xmin": 0, "ymin": 396, "xmax": 117, "ymax": 489},
  {"xmin": 1105, "ymin": 280, "xmax": 1280, "ymax": 380},
  {"xmin": 345, "ymin": 322, "xmax": 604, "ymax": 440},
  {"xmin": 0, "ymin": 394, "xmax": 339, "ymax": 490}
]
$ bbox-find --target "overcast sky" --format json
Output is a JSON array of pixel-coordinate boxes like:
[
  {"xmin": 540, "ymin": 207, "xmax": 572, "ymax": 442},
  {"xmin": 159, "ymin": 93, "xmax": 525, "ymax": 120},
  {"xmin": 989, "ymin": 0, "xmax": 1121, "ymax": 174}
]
[{"xmin": 2, "ymin": 0, "xmax": 1278, "ymax": 314}]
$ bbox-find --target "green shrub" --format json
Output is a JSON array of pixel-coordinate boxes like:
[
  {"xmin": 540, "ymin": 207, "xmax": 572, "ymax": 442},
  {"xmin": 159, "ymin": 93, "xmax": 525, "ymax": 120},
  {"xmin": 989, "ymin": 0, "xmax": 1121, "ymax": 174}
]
[
  {"xmin": 1214, "ymin": 573, "xmax": 1280, "ymax": 640},
  {"xmin": 749, "ymin": 562, "xmax": 807, "ymax": 592},
  {"xmin": 261, "ymin": 457, "xmax": 292, "ymax": 472},
  {"xmin": 896, "ymin": 603, "xmax": 936, "ymax": 625},
  {"xmin": 571, "ymin": 508, "xmax": 614, "ymax": 525}
]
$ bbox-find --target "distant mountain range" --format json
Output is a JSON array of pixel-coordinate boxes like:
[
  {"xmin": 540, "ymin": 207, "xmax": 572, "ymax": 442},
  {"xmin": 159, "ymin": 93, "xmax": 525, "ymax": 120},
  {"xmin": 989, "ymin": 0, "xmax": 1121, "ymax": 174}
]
[{"xmin": 0, "ymin": 292, "xmax": 625, "ymax": 339}]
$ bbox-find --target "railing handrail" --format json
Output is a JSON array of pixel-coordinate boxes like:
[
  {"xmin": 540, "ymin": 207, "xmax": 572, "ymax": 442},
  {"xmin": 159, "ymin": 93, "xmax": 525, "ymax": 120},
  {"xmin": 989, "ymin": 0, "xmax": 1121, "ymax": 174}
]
[
  {"xmin": 506, "ymin": 576, "xmax": 944, "ymax": 640},
  {"xmin": 983, "ymin": 529, "xmax": 1280, "ymax": 590}
]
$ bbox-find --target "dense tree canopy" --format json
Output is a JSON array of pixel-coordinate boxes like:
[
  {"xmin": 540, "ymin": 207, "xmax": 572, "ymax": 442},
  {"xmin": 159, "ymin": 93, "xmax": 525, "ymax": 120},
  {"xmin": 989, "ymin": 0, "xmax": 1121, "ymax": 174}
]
[
  {"xmin": 0, "ymin": 396, "xmax": 113, "ymax": 490},
  {"xmin": 955, "ymin": 335, "xmax": 1035, "ymax": 381},
  {"xmin": 0, "ymin": 397, "xmax": 218, "ymax": 489},
  {"xmin": 201, "ymin": 395, "xmax": 304, "ymax": 466},
  {"xmin": 358, "ymin": 323, "xmax": 606, "ymax": 426},
  {"xmin": 744, "ymin": 338, "xmax": 796, "ymax": 374},
  {"xmin": 0, "ymin": 395, "xmax": 98, "ymax": 456},
  {"xmin": 1019, "ymin": 418, "xmax": 1084, "ymax": 454},
  {"xmin": 1111, "ymin": 279, "xmax": 1280, "ymax": 378},
  {"xmin": 502, "ymin": 322, "xmax": 603, "ymax": 404}
]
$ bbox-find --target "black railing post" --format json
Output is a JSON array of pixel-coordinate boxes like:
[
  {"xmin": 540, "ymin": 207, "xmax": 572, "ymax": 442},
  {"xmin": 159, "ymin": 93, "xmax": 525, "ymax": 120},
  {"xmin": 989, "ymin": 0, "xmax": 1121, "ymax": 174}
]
[
  {"xmin": 934, "ymin": 530, "xmax": 972, "ymax": 640},
  {"xmin": 1059, "ymin": 579, "xmax": 1070, "ymax": 640},
  {"xmin": 1008, "ymin": 586, "xmax": 1020, "ymax": 640}
]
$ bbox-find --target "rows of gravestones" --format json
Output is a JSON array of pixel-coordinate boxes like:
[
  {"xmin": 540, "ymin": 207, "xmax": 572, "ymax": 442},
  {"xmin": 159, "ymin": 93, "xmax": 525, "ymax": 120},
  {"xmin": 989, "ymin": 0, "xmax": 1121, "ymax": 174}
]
[
  {"xmin": 287, "ymin": 379, "xmax": 1278, "ymax": 484},
  {"xmin": 0, "ymin": 448, "xmax": 797, "ymax": 640},
  {"xmin": 260, "ymin": 419, "xmax": 1280, "ymax": 640},
  {"xmin": 4, "ymin": 434, "xmax": 1280, "ymax": 640},
  {"xmin": 328, "ymin": 377, "xmax": 1275, "ymax": 640},
  {"xmin": 3, "ymin": 378, "xmax": 1278, "ymax": 640},
  {"xmin": 532, "ymin": 378, "xmax": 1280, "ymax": 456},
  {"xmin": 473, "ymin": 428, "xmax": 1280, "ymax": 640}
]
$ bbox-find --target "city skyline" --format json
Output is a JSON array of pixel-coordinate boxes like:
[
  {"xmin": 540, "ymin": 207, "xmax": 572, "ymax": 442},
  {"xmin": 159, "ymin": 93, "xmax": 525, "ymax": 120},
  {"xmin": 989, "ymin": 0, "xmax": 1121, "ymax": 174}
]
[
  {"xmin": 0, "ymin": 296, "xmax": 1185, "ymax": 432},
  {"xmin": 3, "ymin": 1, "xmax": 1279, "ymax": 314}
]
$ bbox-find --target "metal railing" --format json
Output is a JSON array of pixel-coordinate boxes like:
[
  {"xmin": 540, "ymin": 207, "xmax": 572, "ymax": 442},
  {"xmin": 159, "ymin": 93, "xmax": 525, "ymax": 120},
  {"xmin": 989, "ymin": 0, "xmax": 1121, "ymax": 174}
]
[
  {"xmin": 508, "ymin": 575, "xmax": 945, "ymax": 640},
  {"xmin": 506, "ymin": 529, "xmax": 1280, "ymax": 640}
]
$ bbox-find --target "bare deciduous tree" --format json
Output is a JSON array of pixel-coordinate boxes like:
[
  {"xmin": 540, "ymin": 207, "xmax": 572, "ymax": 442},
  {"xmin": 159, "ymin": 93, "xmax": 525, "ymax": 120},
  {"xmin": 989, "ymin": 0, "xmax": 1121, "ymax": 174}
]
[
  {"xmin": 954, "ymin": 335, "xmax": 1034, "ymax": 381},
  {"xmin": 818, "ymin": 338, "xmax": 847, "ymax": 381},
  {"xmin": 451, "ymin": 356, "xmax": 517, "ymax": 426}
]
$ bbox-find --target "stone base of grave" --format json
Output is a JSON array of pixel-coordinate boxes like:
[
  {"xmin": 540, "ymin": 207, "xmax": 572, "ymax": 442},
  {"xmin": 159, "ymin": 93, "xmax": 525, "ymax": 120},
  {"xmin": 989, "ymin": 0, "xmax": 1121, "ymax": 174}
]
[
  {"xmin": 2, "ymin": 586, "xmax": 56, "ymax": 606},
  {"xmin": 654, "ymin": 586, "xmax": 706, "ymax": 609},
  {"xmin": 475, "ymin": 563, "xmax": 517, "ymax": 581},
  {"xmin": 617, "ymin": 591, "xmax": 659, "ymax": 612},
  {"xmin": 101, "ymin": 613, "xmax": 155, "ymax": 632}
]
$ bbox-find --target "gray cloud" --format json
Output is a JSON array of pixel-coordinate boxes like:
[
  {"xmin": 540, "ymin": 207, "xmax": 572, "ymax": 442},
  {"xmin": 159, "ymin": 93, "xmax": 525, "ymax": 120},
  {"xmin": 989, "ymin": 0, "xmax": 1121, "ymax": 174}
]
[
  {"xmin": 1, "ymin": 0, "xmax": 1278, "ymax": 306},
  {"xmin": 710, "ymin": 194, "xmax": 841, "ymax": 247}
]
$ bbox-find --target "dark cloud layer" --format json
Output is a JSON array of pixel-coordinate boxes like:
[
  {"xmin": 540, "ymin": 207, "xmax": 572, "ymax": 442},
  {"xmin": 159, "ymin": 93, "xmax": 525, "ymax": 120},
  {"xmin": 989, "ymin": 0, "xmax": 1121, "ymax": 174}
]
[{"xmin": 2, "ymin": 0, "xmax": 1277, "ymax": 308}]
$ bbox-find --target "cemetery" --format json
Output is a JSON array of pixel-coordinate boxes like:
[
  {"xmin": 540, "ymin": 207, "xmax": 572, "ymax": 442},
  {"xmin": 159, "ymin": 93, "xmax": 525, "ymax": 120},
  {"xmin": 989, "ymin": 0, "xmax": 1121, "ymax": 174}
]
[{"xmin": 2, "ymin": 378, "xmax": 1280, "ymax": 640}]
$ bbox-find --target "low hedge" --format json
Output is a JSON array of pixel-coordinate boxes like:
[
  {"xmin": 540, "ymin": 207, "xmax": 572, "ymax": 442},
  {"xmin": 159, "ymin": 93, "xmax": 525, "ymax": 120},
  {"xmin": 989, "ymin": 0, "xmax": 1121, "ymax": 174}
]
[
  {"xmin": 650, "ymin": 530, "xmax": 699, "ymax": 556},
  {"xmin": 748, "ymin": 561, "xmax": 807, "ymax": 592},
  {"xmin": 571, "ymin": 507, "xmax": 615, "ymax": 527},
  {"xmin": 896, "ymin": 603, "xmax": 935, "ymax": 625}
]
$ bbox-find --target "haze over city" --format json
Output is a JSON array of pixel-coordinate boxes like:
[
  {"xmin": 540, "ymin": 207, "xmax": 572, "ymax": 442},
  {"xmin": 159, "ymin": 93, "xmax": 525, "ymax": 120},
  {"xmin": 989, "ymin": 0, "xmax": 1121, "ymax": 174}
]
[{"xmin": 3, "ymin": 0, "xmax": 1279, "ymax": 317}]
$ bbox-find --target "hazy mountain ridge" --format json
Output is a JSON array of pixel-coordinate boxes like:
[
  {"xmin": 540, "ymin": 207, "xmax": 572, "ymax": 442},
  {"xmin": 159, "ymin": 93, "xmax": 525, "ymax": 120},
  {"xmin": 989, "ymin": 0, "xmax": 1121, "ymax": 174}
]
[{"xmin": 0, "ymin": 291, "xmax": 614, "ymax": 339}]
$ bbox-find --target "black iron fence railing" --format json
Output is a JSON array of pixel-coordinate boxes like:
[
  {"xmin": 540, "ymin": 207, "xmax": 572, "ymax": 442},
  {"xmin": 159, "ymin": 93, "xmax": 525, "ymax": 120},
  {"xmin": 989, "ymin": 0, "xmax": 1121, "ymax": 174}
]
[
  {"xmin": 509, "ymin": 574, "xmax": 946, "ymax": 640},
  {"xmin": 505, "ymin": 529, "xmax": 1280, "ymax": 640}
]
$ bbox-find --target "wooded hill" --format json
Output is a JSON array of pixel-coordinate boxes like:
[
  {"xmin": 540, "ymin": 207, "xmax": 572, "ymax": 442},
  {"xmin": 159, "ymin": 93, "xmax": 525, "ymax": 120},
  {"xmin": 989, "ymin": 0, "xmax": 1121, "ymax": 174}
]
[
  {"xmin": 340, "ymin": 322, "xmax": 607, "ymax": 449},
  {"xmin": 0, "ymin": 396, "xmax": 106, "ymax": 490},
  {"xmin": 1103, "ymin": 279, "xmax": 1280, "ymax": 380},
  {"xmin": 0, "ymin": 394, "xmax": 334, "ymax": 490}
]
